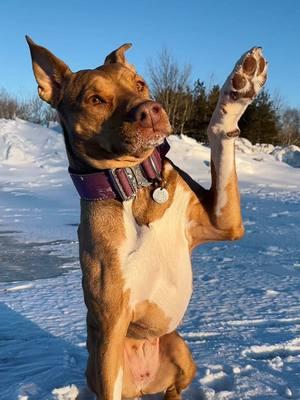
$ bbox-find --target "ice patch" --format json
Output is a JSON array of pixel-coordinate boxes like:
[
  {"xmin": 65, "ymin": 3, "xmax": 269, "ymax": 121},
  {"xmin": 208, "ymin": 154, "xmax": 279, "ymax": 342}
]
[
  {"xmin": 265, "ymin": 289, "xmax": 279, "ymax": 297},
  {"xmin": 52, "ymin": 385, "xmax": 79, "ymax": 400},
  {"xmin": 232, "ymin": 364, "xmax": 253, "ymax": 375},
  {"xmin": 243, "ymin": 337, "xmax": 300, "ymax": 359},
  {"xmin": 183, "ymin": 331, "xmax": 220, "ymax": 339},
  {"xmin": 268, "ymin": 355, "xmax": 284, "ymax": 371},
  {"xmin": 3, "ymin": 283, "xmax": 34, "ymax": 292}
]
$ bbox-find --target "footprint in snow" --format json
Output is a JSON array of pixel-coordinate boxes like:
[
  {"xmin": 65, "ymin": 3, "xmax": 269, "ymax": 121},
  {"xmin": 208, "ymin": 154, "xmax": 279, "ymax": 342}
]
[{"xmin": 199, "ymin": 365, "xmax": 234, "ymax": 393}]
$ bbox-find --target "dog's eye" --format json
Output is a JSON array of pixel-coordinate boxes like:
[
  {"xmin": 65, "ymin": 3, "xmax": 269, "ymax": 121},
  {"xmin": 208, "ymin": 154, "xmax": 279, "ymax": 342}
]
[
  {"xmin": 89, "ymin": 95, "xmax": 106, "ymax": 105},
  {"xmin": 136, "ymin": 80, "xmax": 146, "ymax": 92}
]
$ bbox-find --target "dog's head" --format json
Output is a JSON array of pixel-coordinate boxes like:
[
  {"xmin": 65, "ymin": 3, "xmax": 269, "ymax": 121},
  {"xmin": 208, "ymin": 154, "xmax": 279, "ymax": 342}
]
[{"xmin": 26, "ymin": 37, "xmax": 171, "ymax": 170}]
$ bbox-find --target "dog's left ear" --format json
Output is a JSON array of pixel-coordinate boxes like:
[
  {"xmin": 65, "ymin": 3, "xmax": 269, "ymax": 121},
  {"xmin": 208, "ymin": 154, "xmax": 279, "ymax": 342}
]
[{"xmin": 103, "ymin": 43, "xmax": 136, "ymax": 73}]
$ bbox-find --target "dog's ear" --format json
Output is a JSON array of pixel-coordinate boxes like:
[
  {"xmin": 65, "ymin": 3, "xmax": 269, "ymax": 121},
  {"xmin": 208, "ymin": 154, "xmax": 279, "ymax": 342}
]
[
  {"xmin": 103, "ymin": 43, "xmax": 136, "ymax": 73},
  {"xmin": 26, "ymin": 36, "xmax": 71, "ymax": 107}
]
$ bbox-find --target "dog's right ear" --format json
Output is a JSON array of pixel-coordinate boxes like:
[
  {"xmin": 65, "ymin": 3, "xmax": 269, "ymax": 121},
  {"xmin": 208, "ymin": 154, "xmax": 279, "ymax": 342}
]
[{"xmin": 26, "ymin": 36, "xmax": 71, "ymax": 107}]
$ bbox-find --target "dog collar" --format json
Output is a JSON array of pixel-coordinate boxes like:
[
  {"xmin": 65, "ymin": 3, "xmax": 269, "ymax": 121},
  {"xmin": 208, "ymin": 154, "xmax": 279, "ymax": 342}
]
[{"xmin": 69, "ymin": 140, "xmax": 170, "ymax": 202}]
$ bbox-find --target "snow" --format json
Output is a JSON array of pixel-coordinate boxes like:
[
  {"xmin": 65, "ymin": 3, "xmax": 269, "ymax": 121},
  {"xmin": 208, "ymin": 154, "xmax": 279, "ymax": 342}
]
[
  {"xmin": 52, "ymin": 385, "xmax": 79, "ymax": 400},
  {"xmin": 234, "ymin": 137, "xmax": 300, "ymax": 168},
  {"xmin": 0, "ymin": 119, "xmax": 300, "ymax": 399},
  {"xmin": 272, "ymin": 145, "xmax": 300, "ymax": 168}
]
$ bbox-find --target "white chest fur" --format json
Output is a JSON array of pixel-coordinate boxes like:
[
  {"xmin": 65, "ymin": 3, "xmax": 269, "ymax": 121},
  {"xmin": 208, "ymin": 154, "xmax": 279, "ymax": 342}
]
[{"xmin": 120, "ymin": 186, "xmax": 193, "ymax": 333}]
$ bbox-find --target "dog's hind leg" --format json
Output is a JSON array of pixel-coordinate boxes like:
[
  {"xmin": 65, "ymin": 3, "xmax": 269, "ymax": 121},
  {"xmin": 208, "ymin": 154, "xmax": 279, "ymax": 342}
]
[
  {"xmin": 162, "ymin": 332, "xmax": 196, "ymax": 400},
  {"xmin": 139, "ymin": 331, "xmax": 196, "ymax": 399}
]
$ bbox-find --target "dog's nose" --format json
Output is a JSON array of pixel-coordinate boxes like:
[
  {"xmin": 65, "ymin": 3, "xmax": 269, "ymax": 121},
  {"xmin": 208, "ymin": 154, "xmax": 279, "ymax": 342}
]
[{"xmin": 127, "ymin": 101, "xmax": 163, "ymax": 129}]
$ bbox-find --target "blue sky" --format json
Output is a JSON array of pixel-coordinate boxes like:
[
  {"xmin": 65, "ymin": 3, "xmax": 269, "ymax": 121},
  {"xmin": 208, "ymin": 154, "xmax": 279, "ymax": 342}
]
[{"xmin": 0, "ymin": 0, "xmax": 299, "ymax": 107}]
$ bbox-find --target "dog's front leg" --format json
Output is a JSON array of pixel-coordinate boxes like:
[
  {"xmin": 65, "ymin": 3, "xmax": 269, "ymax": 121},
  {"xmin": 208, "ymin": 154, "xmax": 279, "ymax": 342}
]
[
  {"xmin": 187, "ymin": 48, "xmax": 267, "ymax": 246},
  {"xmin": 205, "ymin": 48, "xmax": 267, "ymax": 240}
]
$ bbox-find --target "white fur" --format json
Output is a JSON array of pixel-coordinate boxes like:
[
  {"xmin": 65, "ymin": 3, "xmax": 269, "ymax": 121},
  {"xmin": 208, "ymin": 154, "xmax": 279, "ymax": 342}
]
[
  {"xmin": 208, "ymin": 82, "xmax": 246, "ymax": 217},
  {"xmin": 120, "ymin": 185, "xmax": 192, "ymax": 333},
  {"xmin": 209, "ymin": 135, "xmax": 235, "ymax": 216},
  {"xmin": 208, "ymin": 84, "xmax": 244, "ymax": 217},
  {"xmin": 113, "ymin": 368, "xmax": 123, "ymax": 400},
  {"xmin": 208, "ymin": 47, "xmax": 267, "ymax": 217}
]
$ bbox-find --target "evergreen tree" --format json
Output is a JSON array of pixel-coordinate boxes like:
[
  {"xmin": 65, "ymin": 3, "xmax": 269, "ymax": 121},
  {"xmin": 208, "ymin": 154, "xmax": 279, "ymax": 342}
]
[
  {"xmin": 239, "ymin": 90, "xmax": 280, "ymax": 144},
  {"xmin": 206, "ymin": 84, "xmax": 220, "ymax": 118},
  {"xmin": 186, "ymin": 80, "xmax": 208, "ymax": 141}
]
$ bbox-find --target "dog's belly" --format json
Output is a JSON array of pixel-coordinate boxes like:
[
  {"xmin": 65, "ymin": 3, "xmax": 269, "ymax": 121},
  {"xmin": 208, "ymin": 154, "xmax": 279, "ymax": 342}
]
[
  {"xmin": 122, "ymin": 336, "xmax": 160, "ymax": 397},
  {"xmin": 121, "ymin": 186, "xmax": 193, "ymax": 335}
]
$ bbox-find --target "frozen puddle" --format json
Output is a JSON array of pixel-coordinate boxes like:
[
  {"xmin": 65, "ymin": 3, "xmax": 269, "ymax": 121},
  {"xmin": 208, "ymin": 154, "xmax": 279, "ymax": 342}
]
[{"xmin": 0, "ymin": 229, "xmax": 78, "ymax": 282}]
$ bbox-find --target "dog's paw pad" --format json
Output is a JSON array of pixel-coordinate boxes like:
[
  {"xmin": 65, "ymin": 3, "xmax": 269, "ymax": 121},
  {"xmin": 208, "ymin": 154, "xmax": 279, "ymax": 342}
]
[
  {"xmin": 243, "ymin": 54, "xmax": 257, "ymax": 76},
  {"xmin": 258, "ymin": 56, "xmax": 266, "ymax": 75},
  {"xmin": 232, "ymin": 74, "xmax": 247, "ymax": 90},
  {"xmin": 224, "ymin": 47, "xmax": 268, "ymax": 103}
]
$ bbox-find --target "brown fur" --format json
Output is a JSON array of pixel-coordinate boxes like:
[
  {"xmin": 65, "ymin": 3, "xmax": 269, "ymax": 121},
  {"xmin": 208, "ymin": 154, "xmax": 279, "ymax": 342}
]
[
  {"xmin": 132, "ymin": 160, "xmax": 178, "ymax": 226},
  {"xmin": 128, "ymin": 300, "xmax": 171, "ymax": 339},
  {"xmin": 25, "ymin": 38, "xmax": 263, "ymax": 400}
]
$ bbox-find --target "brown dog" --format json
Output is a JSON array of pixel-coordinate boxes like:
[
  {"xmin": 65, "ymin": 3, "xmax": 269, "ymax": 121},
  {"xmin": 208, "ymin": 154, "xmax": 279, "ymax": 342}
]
[{"xmin": 26, "ymin": 37, "xmax": 267, "ymax": 400}]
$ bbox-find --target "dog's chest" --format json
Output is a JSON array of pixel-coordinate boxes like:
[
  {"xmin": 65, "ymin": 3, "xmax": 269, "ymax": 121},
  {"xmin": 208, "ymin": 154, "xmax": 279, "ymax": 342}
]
[{"xmin": 120, "ymin": 186, "xmax": 192, "ymax": 333}]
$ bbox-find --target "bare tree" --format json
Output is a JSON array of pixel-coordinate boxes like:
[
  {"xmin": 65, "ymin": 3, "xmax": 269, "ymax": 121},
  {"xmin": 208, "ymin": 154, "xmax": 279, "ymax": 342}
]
[
  {"xmin": 17, "ymin": 96, "xmax": 45, "ymax": 124},
  {"xmin": 280, "ymin": 108, "xmax": 300, "ymax": 146},
  {"xmin": 0, "ymin": 89, "xmax": 19, "ymax": 119},
  {"xmin": 147, "ymin": 48, "xmax": 192, "ymax": 135},
  {"xmin": 43, "ymin": 106, "xmax": 59, "ymax": 127},
  {"xmin": 0, "ymin": 89, "xmax": 58, "ymax": 127}
]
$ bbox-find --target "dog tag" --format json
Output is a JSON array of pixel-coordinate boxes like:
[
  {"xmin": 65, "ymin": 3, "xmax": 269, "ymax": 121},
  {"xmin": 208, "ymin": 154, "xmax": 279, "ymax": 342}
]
[{"xmin": 152, "ymin": 187, "xmax": 169, "ymax": 204}]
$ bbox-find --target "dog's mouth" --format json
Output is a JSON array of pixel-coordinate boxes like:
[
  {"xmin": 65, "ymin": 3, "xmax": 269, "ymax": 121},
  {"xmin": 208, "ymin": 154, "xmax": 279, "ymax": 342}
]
[{"xmin": 122, "ymin": 125, "xmax": 171, "ymax": 156}]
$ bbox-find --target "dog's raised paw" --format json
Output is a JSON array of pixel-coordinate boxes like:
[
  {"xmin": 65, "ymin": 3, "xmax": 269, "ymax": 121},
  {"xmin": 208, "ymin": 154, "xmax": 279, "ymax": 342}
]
[
  {"xmin": 209, "ymin": 47, "xmax": 268, "ymax": 137},
  {"xmin": 226, "ymin": 47, "xmax": 268, "ymax": 102}
]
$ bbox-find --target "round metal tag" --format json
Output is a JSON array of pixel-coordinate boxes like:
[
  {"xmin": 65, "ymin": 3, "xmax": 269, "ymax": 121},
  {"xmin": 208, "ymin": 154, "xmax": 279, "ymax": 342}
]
[{"xmin": 152, "ymin": 187, "xmax": 169, "ymax": 204}]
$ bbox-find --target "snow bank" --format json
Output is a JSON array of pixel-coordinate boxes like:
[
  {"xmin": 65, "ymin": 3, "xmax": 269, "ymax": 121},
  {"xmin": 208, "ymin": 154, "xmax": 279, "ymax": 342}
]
[
  {"xmin": 0, "ymin": 119, "xmax": 299, "ymax": 170},
  {"xmin": 0, "ymin": 118, "xmax": 65, "ymax": 165},
  {"xmin": 272, "ymin": 145, "xmax": 300, "ymax": 168},
  {"xmin": 176, "ymin": 134, "xmax": 300, "ymax": 169},
  {"xmin": 234, "ymin": 137, "xmax": 300, "ymax": 168},
  {"xmin": 235, "ymin": 137, "xmax": 275, "ymax": 155}
]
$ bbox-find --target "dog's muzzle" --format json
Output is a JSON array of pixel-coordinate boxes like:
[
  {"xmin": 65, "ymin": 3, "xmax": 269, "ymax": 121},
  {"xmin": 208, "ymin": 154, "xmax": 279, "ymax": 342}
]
[{"xmin": 126, "ymin": 100, "xmax": 170, "ymax": 140}]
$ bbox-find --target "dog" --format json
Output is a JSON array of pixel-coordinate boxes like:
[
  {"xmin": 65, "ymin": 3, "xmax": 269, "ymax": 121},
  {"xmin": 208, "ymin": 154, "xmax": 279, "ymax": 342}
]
[{"xmin": 26, "ymin": 37, "xmax": 267, "ymax": 399}]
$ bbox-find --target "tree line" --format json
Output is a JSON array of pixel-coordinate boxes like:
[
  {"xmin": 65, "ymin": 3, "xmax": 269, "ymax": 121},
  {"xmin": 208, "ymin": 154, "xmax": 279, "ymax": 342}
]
[
  {"xmin": 0, "ymin": 89, "xmax": 57, "ymax": 127},
  {"xmin": 148, "ymin": 49, "xmax": 300, "ymax": 146},
  {"xmin": 0, "ymin": 48, "xmax": 299, "ymax": 146}
]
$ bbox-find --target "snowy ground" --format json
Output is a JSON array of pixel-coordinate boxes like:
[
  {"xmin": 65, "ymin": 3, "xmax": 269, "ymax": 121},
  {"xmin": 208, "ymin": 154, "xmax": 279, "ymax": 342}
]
[{"xmin": 0, "ymin": 119, "xmax": 300, "ymax": 400}]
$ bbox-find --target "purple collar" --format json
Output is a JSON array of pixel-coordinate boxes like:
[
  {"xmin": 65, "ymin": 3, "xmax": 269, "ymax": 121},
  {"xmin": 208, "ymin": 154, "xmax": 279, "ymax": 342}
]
[{"xmin": 69, "ymin": 140, "xmax": 170, "ymax": 201}]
